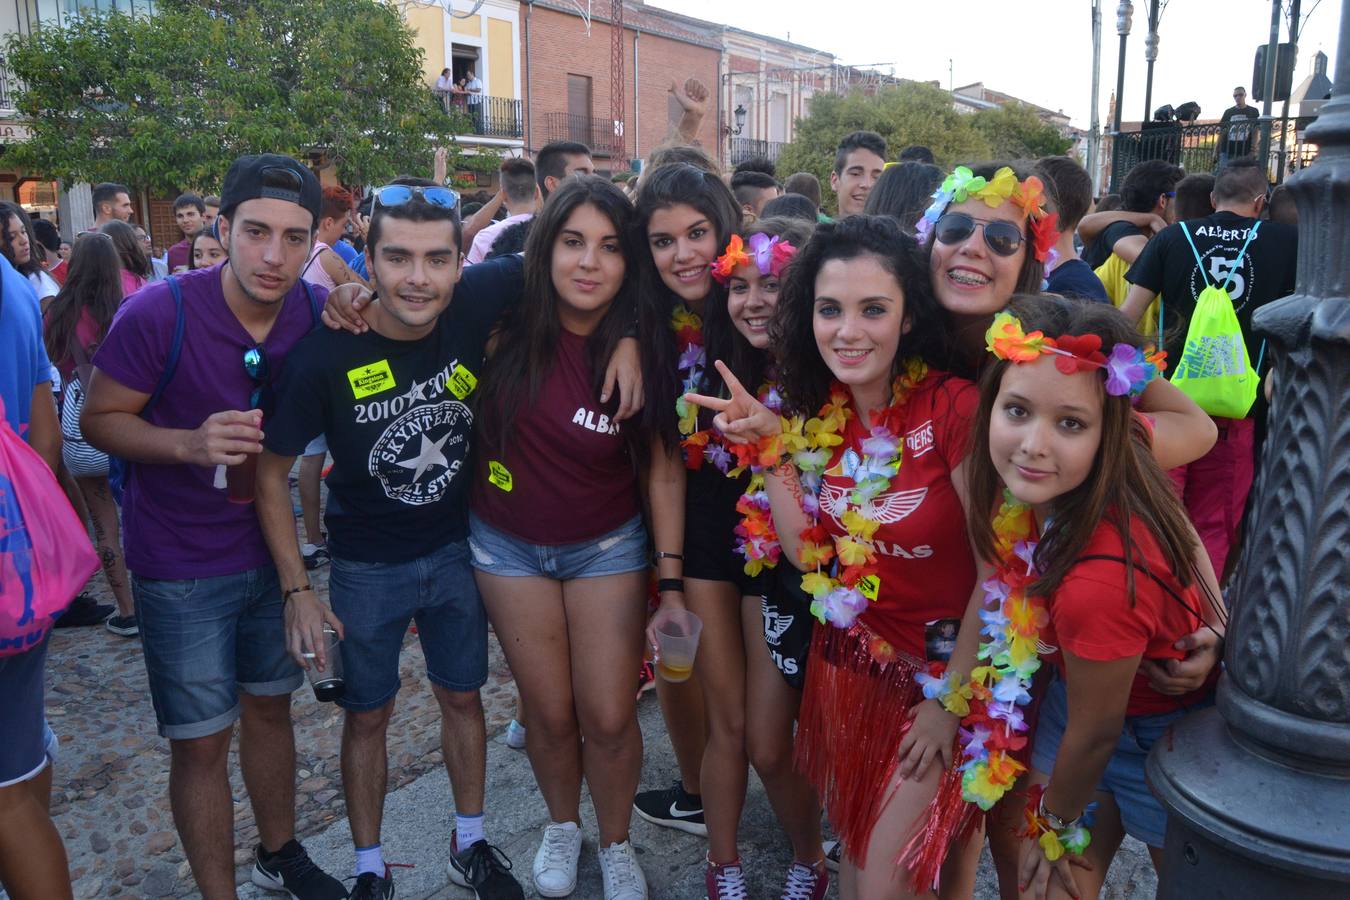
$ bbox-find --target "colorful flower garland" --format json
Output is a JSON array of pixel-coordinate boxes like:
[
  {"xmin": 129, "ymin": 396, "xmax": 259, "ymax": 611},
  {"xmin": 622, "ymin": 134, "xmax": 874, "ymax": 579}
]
[
  {"xmin": 916, "ymin": 489, "xmax": 1044, "ymax": 811},
  {"xmin": 914, "ymin": 165, "xmax": 1062, "ymax": 270},
  {"xmin": 779, "ymin": 359, "xmax": 929, "ymax": 630},
  {"xmin": 986, "ymin": 312, "xmax": 1167, "ymax": 398},
  {"xmin": 671, "ymin": 303, "xmax": 720, "ymax": 471},
  {"xmin": 727, "ymin": 383, "xmax": 786, "ymax": 576},
  {"xmin": 1023, "ymin": 784, "xmax": 1094, "ymax": 861},
  {"xmin": 711, "ymin": 232, "xmax": 797, "ymax": 284}
]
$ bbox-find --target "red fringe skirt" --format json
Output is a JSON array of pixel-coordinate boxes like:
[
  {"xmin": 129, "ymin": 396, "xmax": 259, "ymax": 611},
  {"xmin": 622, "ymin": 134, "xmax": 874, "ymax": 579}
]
[{"xmin": 794, "ymin": 621, "xmax": 976, "ymax": 892}]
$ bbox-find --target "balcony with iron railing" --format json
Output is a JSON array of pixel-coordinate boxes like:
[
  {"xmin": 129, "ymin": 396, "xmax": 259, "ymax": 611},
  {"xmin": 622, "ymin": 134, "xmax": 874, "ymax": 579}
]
[
  {"xmin": 730, "ymin": 137, "xmax": 786, "ymax": 165},
  {"xmin": 539, "ymin": 112, "xmax": 616, "ymax": 157},
  {"xmin": 438, "ymin": 92, "xmax": 523, "ymax": 140},
  {"xmin": 1108, "ymin": 118, "xmax": 1318, "ymax": 189},
  {"xmin": 0, "ymin": 56, "xmax": 18, "ymax": 112}
]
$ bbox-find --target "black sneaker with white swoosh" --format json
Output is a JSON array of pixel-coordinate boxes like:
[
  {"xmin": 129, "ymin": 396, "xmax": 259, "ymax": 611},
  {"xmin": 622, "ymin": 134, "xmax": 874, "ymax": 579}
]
[{"xmin": 633, "ymin": 779, "xmax": 706, "ymax": 836}]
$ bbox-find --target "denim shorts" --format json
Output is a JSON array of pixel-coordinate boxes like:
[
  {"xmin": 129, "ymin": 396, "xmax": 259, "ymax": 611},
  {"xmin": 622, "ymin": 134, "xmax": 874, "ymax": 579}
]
[
  {"xmin": 468, "ymin": 513, "xmax": 649, "ymax": 580},
  {"xmin": 134, "ymin": 565, "xmax": 304, "ymax": 740},
  {"xmin": 328, "ymin": 539, "xmax": 487, "ymax": 712},
  {"xmin": 0, "ymin": 635, "xmax": 54, "ymax": 786},
  {"xmin": 303, "ymin": 433, "xmax": 328, "ymax": 457},
  {"xmin": 1031, "ymin": 676, "xmax": 1214, "ymax": 848}
]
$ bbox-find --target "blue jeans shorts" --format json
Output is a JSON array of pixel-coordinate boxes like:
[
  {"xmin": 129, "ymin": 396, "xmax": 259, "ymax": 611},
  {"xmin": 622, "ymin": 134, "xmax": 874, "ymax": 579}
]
[
  {"xmin": 0, "ymin": 635, "xmax": 57, "ymax": 786},
  {"xmin": 467, "ymin": 513, "xmax": 648, "ymax": 580},
  {"xmin": 328, "ymin": 539, "xmax": 487, "ymax": 712},
  {"xmin": 134, "ymin": 565, "xmax": 304, "ymax": 740},
  {"xmin": 1031, "ymin": 675, "xmax": 1213, "ymax": 848}
]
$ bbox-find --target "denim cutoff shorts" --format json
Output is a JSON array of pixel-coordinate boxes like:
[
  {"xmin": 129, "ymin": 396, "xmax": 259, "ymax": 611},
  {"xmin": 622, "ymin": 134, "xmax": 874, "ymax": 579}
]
[{"xmin": 467, "ymin": 513, "xmax": 648, "ymax": 580}]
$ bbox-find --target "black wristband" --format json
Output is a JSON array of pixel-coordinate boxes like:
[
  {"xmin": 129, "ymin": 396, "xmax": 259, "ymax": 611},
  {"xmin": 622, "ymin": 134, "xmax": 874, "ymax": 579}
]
[
  {"xmin": 283, "ymin": 584, "xmax": 313, "ymax": 602},
  {"xmin": 657, "ymin": 578, "xmax": 685, "ymax": 593},
  {"xmin": 654, "ymin": 551, "xmax": 684, "ymax": 561}
]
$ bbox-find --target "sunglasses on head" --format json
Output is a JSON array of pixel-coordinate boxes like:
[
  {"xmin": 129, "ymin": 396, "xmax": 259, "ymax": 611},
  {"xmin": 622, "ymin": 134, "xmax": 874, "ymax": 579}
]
[
  {"xmin": 374, "ymin": 184, "xmax": 460, "ymax": 210},
  {"xmin": 933, "ymin": 212, "xmax": 1025, "ymax": 258}
]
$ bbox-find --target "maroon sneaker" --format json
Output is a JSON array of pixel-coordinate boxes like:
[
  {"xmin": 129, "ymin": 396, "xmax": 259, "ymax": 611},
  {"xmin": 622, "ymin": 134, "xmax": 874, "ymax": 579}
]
[
  {"xmin": 705, "ymin": 858, "xmax": 748, "ymax": 900},
  {"xmin": 780, "ymin": 860, "xmax": 828, "ymax": 900}
]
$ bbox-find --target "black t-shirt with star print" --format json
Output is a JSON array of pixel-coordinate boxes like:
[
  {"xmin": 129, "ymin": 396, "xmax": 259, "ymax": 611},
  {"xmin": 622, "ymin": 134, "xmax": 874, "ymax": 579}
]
[{"xmin": 266, "ymin": 254, "xmax": 523, "ymax": 563}]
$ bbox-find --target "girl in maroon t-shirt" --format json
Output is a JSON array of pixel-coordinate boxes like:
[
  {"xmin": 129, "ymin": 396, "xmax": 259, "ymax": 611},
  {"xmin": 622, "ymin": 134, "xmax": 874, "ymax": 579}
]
[
  {"xmin": 963, "ymin": 296, "xmax": 1224, "ymax": 899},
  {"xmin": 468, "ymin": 177, "xmax": 679, "ymax": 897}
]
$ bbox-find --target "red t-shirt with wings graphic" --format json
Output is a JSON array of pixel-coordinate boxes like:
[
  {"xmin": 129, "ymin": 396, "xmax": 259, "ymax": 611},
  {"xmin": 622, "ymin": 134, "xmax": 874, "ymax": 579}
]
[{"xmin": 817, "ymin": 370, "xmax": 978, "ymax": 657}]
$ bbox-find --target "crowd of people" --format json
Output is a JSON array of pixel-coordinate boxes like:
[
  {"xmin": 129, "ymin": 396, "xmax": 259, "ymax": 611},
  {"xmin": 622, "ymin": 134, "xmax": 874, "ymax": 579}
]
[{"xmin": 0, "ymin": 103, "xmax": 1299, "ymax": 900}]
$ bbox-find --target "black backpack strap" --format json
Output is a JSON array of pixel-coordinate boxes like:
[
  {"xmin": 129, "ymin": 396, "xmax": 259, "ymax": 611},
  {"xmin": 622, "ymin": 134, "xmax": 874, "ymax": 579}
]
[{"xmin": 143, "ymin": 275, "xmax": 186, "ymax": 418}]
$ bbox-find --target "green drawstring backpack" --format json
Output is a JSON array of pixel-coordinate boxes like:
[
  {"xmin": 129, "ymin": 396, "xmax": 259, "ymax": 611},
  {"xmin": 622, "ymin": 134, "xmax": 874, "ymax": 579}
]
[{"xmin": 1168, "ymin": 221, "xmax": 1262, "ymax": 419}]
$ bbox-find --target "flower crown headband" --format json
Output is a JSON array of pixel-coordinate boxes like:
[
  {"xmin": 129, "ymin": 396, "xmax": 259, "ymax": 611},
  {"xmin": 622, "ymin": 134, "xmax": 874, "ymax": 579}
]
[
  {"xmin": 915, "ymin": 165, "xmax": 1061, "ymax": 268},
  {"xmin": 711, "ymin": 232, "xmax": 798, "ymax": 284},
  {"xmin": 985, "ymin": 312, "xmax": 1167, "ymax": 398}
]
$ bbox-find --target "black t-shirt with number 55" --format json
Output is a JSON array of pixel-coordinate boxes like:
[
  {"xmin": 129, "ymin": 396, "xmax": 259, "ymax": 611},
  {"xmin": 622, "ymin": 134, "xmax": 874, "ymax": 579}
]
[
  {"xmin": 266, "ymin": 254, "xmax": 524, "ymax": 564},
  {"xmin": 1126, "ymin": 211, "xmax": 1297, "ymax": 365}
]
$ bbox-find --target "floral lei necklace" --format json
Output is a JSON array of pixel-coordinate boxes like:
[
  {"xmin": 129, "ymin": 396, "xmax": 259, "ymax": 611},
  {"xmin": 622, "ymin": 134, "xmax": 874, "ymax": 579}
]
[
  {"xmin": 916, "ymin": 490, "xmax": 1046, "ymax": 812},
  {"xmin": 671, "ymin": 303, "xmax": 713, "ymax": 469},
  {"xmin": 754, "ymin": 359, "xmax": 930, "ymax": 631},
  {"xmin": 725, "ymin": 382, "xmax": 787, "ymax": 576}
]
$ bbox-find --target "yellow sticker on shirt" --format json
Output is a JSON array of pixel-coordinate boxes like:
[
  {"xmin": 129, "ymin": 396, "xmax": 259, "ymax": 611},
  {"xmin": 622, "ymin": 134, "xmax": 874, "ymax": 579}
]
[
  {"xmin": 858, "ymin": 574, "xmax": 881, "ymax": 602},
  {"xmin": 487, "ymin": 461, "xmax": 513, "ymax": 492},
  {"xmin": 347, "ymin": 360, "xmax": 396, "ymax": 399},
  {"xmin": 448, "ymin": 364, "xmax": 478, "ymax": 400}
]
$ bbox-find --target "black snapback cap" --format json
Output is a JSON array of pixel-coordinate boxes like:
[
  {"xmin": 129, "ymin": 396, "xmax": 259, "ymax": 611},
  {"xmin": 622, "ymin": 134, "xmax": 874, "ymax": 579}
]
[{"xmin": 218, "ymin": 154, "xmax": 321, "ymax": 226}]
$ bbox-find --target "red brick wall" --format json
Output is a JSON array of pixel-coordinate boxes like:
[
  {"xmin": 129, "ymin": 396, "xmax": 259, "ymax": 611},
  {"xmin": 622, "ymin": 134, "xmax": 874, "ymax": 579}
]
[{"xmin": 522, "ymin": 4, "xmax": 722, "ymax": 170}]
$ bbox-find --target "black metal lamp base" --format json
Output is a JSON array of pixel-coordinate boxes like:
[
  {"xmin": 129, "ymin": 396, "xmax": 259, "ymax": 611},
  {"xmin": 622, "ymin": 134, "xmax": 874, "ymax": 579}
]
[{"xmin": 1147, "ymin": 705, "xmax": 1350, "ymax": 898}]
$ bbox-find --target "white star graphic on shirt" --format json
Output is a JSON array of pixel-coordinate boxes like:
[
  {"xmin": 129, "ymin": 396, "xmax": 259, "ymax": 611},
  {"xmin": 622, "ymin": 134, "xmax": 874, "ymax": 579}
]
[
  {"xmin": 395, "ymin": 432, "xmax": 450, "ymax": 481},
  {"xmin": 405, "ymin": 378, "xmax": 427, "ymax": 403}
]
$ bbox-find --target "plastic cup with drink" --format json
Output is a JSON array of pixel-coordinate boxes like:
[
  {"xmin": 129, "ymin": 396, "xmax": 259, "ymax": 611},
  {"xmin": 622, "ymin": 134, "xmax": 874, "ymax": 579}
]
[
  {"xmin": 652, "ymin": 608, "xmax": 702, "ymax": 683},
  {"xmin": 303, "ymin": 623, "xmax": 345, "ymax": 702}
]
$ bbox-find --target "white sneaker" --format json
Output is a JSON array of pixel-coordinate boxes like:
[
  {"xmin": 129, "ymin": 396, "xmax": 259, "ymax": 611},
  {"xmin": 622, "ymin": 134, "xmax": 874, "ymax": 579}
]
[
  {"xmin": 532, "ymin": 821, "xmax": 582, "ymax": 898},
  {"xmin": 505, "ymin": 718, "xmax": 527, "ymax": 749},
  {"xmin": 598, "ymin": 840, "xmax": 648, "ymax": 900}
]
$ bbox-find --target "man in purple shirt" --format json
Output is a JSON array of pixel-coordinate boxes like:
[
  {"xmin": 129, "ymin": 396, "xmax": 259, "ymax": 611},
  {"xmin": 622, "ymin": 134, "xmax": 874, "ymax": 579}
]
[{"xmin": 82, "ymin": 154, "xmax": 345, "ymax": 900}]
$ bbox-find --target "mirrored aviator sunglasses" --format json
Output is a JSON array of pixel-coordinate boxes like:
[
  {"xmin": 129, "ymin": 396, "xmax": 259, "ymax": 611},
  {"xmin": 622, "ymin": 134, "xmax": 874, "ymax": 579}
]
[
  {"xmin": 933, "ymin": 212, "xmax": 1024, "ymax": 258},
  {"xmin": 374, "ymin": 184, "xmax": 460, "ymax": 210}
]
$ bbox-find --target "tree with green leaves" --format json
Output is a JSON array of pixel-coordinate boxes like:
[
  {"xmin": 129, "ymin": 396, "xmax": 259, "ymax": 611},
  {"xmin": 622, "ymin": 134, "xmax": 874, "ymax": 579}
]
[
  {"xmin": 776, "ymin": 81, "xmax": 1072, "ymax": 214},
  {"xmin": 5, "ymin": 0, "xmax": 477, "ymax": 193},
  {"xmin": 970, "ymin": 103, "xmax": 1074, "ymax": 161}
]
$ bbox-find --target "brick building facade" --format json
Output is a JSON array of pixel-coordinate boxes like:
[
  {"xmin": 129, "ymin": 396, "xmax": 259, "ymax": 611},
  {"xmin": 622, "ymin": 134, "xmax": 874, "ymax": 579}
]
[{"xmin": 521, "ymin": 1, "xmax": 721, "ymax": 171}]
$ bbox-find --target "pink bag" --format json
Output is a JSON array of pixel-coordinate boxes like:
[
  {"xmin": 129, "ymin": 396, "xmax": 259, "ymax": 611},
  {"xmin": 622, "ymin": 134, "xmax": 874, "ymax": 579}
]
[{"xmin": 0, "ymin": 395, "xmax": 99, "ymax": 656}]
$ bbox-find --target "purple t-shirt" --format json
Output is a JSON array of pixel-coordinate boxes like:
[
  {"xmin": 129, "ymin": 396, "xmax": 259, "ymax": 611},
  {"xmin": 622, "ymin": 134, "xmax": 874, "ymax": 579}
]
[{"xmin": 92, "ymin": 264, "xmax": 326, "ymax": 580}]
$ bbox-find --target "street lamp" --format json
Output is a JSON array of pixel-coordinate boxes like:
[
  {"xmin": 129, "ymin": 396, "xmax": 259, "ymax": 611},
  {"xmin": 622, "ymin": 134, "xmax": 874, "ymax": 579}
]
[
  {"xmin": 726, "ymin": 104, "xmax": 747, "ymax": 136},
  {"xmin": 1147, "ymin": 2, "xmax": 1350, "ymax": 896},
  {"xmin": 1142, "ymin": 0, "xmax": 1160, "ymax": 120},
  {"xmin": 1112, "ymin": 0, "xmax": 1133, "ymax": 135}
]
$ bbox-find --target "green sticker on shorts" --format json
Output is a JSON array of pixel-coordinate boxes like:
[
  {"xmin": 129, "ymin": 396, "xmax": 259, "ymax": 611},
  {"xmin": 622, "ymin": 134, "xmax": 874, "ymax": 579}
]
[{"xmin": 488, "ymin": 461, "xmax": 513, "ymax": 492}]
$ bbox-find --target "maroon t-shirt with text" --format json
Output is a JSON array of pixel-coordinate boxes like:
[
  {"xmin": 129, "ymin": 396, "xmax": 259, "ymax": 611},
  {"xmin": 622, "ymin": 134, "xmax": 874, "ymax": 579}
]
[{"xmin": 471, "ymin": 328, "xmax": 639, "ymax": 544}]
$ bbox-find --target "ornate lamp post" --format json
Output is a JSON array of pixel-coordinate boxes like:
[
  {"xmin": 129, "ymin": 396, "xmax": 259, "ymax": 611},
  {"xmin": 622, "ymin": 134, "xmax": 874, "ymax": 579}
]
[
  {"xmin": 1111, "ymin": 0, "xmax": 1133, "ymax": 135},
  {"xmin": 1141, "ymin": 0, "xmax": 1160, "ymax": 120},
  {"xmin": 1146, "ymin": 3, "xmax": 1350, "ymax": 896}
]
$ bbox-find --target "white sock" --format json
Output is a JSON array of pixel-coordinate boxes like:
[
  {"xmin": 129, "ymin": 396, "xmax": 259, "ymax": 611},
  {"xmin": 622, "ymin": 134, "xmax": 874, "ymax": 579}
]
[
  {"xmin": 354, "ymin": 843, "xmax": 383, "ymax": 877},
  {"xmin": 456, "ymin": 812, "xmax": 485, "ymax": 848}
]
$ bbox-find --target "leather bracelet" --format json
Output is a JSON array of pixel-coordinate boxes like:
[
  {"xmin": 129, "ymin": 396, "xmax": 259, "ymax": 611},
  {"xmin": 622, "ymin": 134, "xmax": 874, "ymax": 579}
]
[
  {"xmin": 283, "ymin": 584, "xmax": 313, "ymax": 603},
  {"xmin": 657, "ymin": 578, "xmax": 685, "ymax": 593},
  {"xmin": 654, "ymin": 551, "xmax": 684, "ymax": 561}
]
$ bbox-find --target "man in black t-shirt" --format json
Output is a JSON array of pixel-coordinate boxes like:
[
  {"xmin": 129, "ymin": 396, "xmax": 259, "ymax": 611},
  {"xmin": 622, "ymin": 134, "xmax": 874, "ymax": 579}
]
[
  {"xmin": 1219, "ymin": 86, "xmax": 1261, "ymax": 166},
  {"xmin": 1123, "ymin": 159, "xmax": 1297, "ymax": 578},
  {"xmin": 256, "ymin": 179, "xmax": 527, "ymax": 900}
]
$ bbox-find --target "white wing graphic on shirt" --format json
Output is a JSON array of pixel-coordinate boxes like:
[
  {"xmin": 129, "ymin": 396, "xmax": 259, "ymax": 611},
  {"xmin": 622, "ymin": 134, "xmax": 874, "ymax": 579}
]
[{"xmin": 819, "ymin": 482, "xmax": 929, "ymax": 526}]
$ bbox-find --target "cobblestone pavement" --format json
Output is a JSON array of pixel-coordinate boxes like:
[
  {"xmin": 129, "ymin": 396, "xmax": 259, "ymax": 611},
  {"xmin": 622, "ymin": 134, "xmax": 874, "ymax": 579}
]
[{"xmin": 44, "ymin": 479, "xmax": 1150, "ymax": 898}]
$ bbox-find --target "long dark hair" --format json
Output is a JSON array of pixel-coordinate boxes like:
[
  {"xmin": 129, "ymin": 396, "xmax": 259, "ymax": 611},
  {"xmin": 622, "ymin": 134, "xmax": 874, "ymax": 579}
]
[
  {"xmin": 632, "ymin": 162, "xmax": 742, "ymax": 446},
  {"xmin": 478, "ymin": 176, "xmax": 644, "ymax": 454},
  {"xmin": 863, "ymin": 162, "xmax": 943, "ymax": 232},
  {"xmin": 770, "ymin": 215, "xmax": 949, "ymax": 417},
  {"xmin": 43, "ymin": 233, "xmax": 125, "ymax": 365},
  {"xmin": 704, "ymin": 216, "xmax": 814, "ymax": 399},
  {"xmin": 0, "ymin": 201, "xmax": 42, "ymax": 276},
  {"xmin": 100, "ymin": 220, "xmax": 151, "ymax": 279},
  {"xmin": 966, "ymin": 295, "xmax": 1196, "ymax": 600}
]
